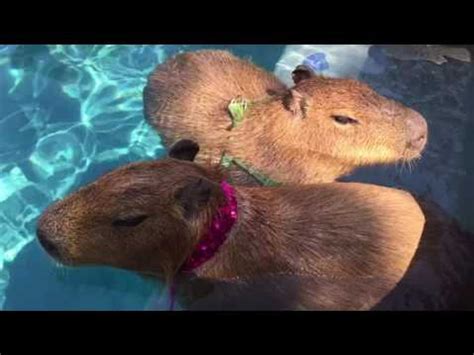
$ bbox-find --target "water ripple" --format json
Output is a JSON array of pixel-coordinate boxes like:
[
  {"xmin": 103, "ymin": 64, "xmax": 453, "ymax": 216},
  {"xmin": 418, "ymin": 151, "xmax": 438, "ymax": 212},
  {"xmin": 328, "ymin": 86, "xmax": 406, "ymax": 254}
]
[{"xmin": 0, "ymin": 44, "xmax": 178, "ymax": 309}]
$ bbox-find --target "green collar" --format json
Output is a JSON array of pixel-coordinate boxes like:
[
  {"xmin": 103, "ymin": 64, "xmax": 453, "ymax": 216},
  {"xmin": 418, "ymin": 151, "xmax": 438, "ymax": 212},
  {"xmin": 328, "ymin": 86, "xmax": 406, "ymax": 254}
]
[{"xmin": 222, "ymin": 98, "xmax": 281, "ymax": 187}]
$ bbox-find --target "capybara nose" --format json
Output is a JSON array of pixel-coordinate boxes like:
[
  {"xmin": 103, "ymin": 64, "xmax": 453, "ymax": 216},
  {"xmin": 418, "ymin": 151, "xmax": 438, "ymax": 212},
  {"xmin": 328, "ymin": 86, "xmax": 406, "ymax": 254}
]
[
  {"xmin": 37, "ymin": 227, "xmax": 61, "ymax": 258},
  {"xmin": 406, "ymin": 112, "xmax": 428, "ymax": 152}
]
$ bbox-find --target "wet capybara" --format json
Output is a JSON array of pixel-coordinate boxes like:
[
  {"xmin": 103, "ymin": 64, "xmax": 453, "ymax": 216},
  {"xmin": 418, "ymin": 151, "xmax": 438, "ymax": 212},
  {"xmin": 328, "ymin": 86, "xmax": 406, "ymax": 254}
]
[
  {"xmin": 37, "ymin": 140, "xmax": 431, "ymax": 310},
  {"xmin": 144, "ymin": 50, "xmax": 428, "ymax": 185}
]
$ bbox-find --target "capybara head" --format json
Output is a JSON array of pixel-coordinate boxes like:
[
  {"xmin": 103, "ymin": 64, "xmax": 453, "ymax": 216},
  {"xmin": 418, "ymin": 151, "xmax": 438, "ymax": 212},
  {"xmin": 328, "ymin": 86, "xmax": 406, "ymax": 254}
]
[
  {"xmin": 280, "ymin": 65, "xmax": 428, "ymax": 165},
  {"xmin": 37, "ymin": 140, "xmax": 225, "ymax": 279}
]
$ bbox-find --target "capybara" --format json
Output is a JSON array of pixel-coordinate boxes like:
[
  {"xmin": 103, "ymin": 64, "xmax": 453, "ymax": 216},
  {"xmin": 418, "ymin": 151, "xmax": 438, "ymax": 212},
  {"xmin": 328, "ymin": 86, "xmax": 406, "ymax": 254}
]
[
  {"xmin": 144, "ymin": 50, "xmax": 428, "ymax": 185},
  {"xmin": 36, "ymin": 140, "xmax": 435, "ymax": 310}
]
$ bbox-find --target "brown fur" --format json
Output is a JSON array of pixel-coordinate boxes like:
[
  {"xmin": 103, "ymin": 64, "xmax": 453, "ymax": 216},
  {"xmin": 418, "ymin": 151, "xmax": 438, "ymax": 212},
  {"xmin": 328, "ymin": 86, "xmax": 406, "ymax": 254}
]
[
  {"xmin": 37, "ymin": 155, "xmax": 432, "ymax": 310},
  {"xmin": 144, "ymin": 50, "xmax": 428, "ymax": 184}
]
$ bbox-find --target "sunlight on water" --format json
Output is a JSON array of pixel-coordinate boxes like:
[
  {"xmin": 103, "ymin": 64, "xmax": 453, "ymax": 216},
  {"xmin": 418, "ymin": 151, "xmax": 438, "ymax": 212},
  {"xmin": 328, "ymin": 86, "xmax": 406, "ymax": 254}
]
[{"xmin": 0, "ymin": 44, "xmax": 186, "ymax": 308}]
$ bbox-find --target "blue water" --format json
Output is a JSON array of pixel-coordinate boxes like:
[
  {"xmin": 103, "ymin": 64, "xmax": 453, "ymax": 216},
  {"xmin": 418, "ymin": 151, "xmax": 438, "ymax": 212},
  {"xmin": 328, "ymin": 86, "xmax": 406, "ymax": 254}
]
[
  {"xmin": 0, "ymin": 45, "xmax": 286, "ymax": 310},
  {"xmin": 1, "ymin": 45, "xmax": 473, "ymax": 310}
]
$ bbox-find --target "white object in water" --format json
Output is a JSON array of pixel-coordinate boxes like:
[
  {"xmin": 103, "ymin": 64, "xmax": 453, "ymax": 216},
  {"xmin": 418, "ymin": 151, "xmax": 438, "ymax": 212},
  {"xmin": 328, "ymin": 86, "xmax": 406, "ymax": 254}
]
[{"xmin": 274, "ymin": 45, "xmax": 376, "ymax": 86}]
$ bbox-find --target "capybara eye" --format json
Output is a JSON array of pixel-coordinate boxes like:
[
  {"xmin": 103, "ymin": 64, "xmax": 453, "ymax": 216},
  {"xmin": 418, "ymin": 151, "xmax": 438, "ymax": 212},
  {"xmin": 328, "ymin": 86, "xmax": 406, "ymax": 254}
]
[
  {"xmin": 332, "ymin": 115, "xmax": 359, "ymax": 125},
  {"xmin": 112, "ymin": 215, "xmax": 148, "ymax": 227}
]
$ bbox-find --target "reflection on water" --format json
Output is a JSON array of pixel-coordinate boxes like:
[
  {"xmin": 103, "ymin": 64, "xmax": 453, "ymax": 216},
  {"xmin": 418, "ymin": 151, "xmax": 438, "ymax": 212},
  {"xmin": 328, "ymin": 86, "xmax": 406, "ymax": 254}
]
[
  {"xmin": 0, "ymin": 44, "xmax": 472, "ymax": 310},
  {"xmin": 0, "ymin": 45, "xmax": 172, "ymax": 309},
  {"xmin": 0, "ymin": 44, "xmax": 286, "ymax": 310}
]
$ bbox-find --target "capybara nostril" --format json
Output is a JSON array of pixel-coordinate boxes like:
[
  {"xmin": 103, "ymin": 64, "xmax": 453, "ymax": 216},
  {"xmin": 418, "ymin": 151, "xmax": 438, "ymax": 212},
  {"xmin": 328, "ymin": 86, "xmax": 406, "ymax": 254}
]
[
  {"xmin": 37, "ymin": 227, "xmax": 61, "ymax": 258},
  {"xmin": 406, "ymin": 111, "xmax": 428, "ymax": 152}
]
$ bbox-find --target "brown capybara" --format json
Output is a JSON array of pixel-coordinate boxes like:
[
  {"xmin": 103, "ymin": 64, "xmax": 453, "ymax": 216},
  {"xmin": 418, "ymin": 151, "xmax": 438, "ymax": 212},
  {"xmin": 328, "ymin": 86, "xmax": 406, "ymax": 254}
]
[
  {"xmin": 37, "ymin": 140, "xmax": 433, "ymax": 310},
  {"xmin": 144, "ymin": 50, "xmax": 428, "ymax": 185}
]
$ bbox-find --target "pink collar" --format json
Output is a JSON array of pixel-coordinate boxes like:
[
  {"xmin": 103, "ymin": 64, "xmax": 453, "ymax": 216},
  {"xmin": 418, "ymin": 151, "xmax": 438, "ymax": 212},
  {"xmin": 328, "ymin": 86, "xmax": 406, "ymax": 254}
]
[
  {"xmin": 181, "ymin": 180, "xmax": 238, "ymax": 272},
  {"xmin": 169, "ymin": 180, "xmax": 238, "ymax": 309}
]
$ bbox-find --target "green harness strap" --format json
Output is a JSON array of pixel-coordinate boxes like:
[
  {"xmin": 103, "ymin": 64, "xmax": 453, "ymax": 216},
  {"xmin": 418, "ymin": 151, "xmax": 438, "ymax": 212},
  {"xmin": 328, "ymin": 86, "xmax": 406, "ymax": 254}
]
[{"xmin": 222, "ymin": 98, "xmax": 281, "ymax": 187}]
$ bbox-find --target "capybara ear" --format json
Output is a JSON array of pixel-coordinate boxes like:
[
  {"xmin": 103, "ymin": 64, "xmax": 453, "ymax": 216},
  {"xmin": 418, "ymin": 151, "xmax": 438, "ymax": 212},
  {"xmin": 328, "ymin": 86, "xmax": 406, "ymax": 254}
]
[
  {"xmin": 174, "ymin": 177, "xmax": 220, "ymax": 219},
  {"xmin": 168, "ymin": 139, "xmax": 200, "ymax": 162},
  {"xmin": 292, "ymin": 64, "xmax": 315, "ymax": 84},
  {"xmin": 283, "ymin": 89, "xmax": 308, "ymax": 119}
]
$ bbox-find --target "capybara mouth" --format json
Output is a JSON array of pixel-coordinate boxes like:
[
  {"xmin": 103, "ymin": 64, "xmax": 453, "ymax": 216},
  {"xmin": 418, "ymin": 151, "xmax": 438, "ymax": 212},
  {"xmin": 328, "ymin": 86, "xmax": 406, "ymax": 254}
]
[
  {"xmin": 36, "ymin": 227, "xmax": 76, "ymax": 265},
  {"xmin": 38, "ymin": 240, "xmax": 73, "ymax": 265},
  {"xmin": 403, "ymin": 135, "xmax": 428, "ymax": 160},
  {"xmin": 37, "ymin": 229, "xmax": 61, "ymax": 259},
  {"xmin": 402, "ymin": 145, "xmax": 425, "ymax": 161}
]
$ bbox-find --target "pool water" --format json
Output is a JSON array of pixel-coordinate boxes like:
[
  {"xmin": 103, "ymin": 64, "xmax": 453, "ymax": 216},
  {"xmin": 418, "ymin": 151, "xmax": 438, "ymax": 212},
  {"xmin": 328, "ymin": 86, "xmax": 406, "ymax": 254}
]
[
  {"xmin": 0, "ymin": 45, "xmax": 473, "ymax": 310},
  {"xmin": 0, "ymin": 45, "xmax": 286, "ymax": 310}
]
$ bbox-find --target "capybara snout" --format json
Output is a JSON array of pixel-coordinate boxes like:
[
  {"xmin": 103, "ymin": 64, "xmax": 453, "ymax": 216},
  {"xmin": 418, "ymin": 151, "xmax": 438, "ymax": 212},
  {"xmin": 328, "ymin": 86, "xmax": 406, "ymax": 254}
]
[
  {"xmin": 405, "ymin": 110, "xmax": 428, "ymax": 153},
  {"xmin": 37, "ymin": 201, "xmax": 76, "ymax": 263},
  {"xmin": 37, "ymin": 225, "xmax": 61, "ymax": 260}
]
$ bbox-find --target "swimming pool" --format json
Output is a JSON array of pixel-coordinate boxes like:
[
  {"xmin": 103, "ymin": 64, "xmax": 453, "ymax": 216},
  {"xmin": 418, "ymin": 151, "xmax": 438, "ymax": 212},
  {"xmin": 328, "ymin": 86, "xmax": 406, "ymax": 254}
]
[
  {"xmin": 0, "ymin": 45, "xmax": 288, "ymax": 309},
  {"xmin": 1, "ymin": 44, "xmax": 473, "ymax": 310}
]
